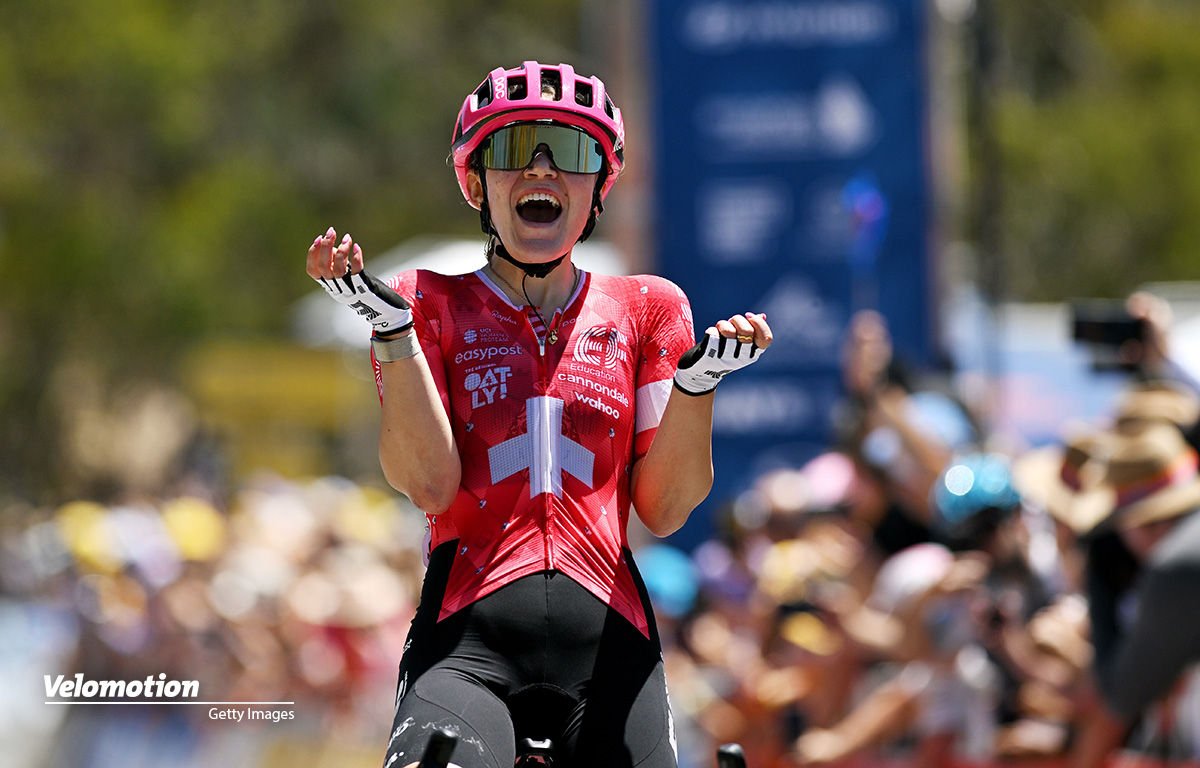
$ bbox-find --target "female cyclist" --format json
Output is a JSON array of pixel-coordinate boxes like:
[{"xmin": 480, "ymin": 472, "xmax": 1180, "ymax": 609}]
[{"xmin": 306, "ymin": 61, "xmax": 772, "ymax": 768}]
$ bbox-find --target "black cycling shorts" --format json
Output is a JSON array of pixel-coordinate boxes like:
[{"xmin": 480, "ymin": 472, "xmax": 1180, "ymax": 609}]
[{"xmin": 383, "ymin": 542, "xmax": 677, "ymax": 768}]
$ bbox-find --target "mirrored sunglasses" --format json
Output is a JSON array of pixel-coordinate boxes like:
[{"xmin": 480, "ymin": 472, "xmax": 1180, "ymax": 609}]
[{"xmin": 480, "ymin": 122, "xmax": 604, "ymax": 174}]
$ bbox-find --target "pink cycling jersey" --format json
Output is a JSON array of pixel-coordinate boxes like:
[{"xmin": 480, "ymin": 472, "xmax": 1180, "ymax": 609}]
[{"xmin": 373, "ymin": 268, "xmax": 695, "ymax": 637}]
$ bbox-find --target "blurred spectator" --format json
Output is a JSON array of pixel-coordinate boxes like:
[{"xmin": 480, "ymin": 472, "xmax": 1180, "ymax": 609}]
[
  {"xmin": 793, "ymin": 542, "xmax": 992, "ymax": 768},
  {"xmin": 1072, "ymin": 424, "xmax": 1200, "ymax": 768},
  {"xmin": 836, "ymin": 310, "xmax": 978, "ymax": 556},
  {"xmin": 0, "ymin": 473, "xmax": 427, "ymax": 767},
  {"xmin": 1013, "ymin": 428, "xmax": 1114, "ymax": 597},
  {"xmin": 790, "ymin": 453, "xmax": 1077, "ymax": 767}
]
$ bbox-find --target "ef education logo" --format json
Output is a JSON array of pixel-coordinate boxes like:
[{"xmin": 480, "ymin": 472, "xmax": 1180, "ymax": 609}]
[{"xmin": 575, "ymin": 326, "xmax": 628, "ymax": 369}]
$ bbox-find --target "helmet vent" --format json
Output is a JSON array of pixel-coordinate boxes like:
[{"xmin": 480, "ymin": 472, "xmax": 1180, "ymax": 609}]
[
  {"xmin": 574, "ymin": 81, "xmax": 593, "ymax": 107},
  {"xmin": 508, "ymin": 75, "xmax": 527, "ymax": 101},
  {"xmin": 540, "ymin": 69, "xmax": 562, "ymax": 101},
  {"xmin": 604, "ymin": 95, "xmax": 616, "ymax": 119},
  {"xmin": 475, "ymin": 78, "xmax": 493, "ymax": 109}
]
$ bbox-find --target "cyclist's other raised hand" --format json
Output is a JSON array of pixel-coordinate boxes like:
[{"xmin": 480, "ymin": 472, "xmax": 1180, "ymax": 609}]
[
  {"xmin": 307, "ymin": 227, "xmax": 413, "ymax": 337},
  {"xmin": 713, "ymin": 311, "xmax": 772, "ymax": 351},
  {"xmin": 308, "ymin": 226, "xmax": 364, "ymax": 279},
  {"xmin": 674, "ymin": 312, "xmax": 772, "ymax": 396}
]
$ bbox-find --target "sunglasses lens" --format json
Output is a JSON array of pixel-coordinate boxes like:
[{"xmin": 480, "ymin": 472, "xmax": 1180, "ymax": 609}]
[{"xmin": 481, "ymin": 123, "xmax": 603, "ymax": 174}]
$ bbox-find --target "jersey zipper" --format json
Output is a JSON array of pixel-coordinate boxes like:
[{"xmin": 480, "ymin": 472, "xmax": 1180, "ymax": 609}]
[
  {"xmin": 539, "ymin": 310, "xmax": 568, "ymax": 570},
  {"xmin": 523, "ymin": 306, "xmax": 555, "ymax": 570}
]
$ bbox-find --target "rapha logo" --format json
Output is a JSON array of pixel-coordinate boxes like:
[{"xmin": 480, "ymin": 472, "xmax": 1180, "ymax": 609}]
[{"xmin": 575, "ymin": 326, "xmax": 628, "ymax": 369}]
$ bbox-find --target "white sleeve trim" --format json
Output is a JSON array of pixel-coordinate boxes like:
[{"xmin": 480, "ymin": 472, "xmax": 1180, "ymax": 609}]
[{"xmin": 635, "ymin": 379, "xmax": 673, "ymax": 434}]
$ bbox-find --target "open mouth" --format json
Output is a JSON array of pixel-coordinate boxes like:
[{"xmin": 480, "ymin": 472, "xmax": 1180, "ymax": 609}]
[{"xmin": 516, "ymin": 192, "xmax": 562, "ymax": 224}]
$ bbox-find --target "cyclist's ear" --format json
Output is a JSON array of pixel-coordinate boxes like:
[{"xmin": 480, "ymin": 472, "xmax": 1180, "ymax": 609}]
[{"xmin": 466, "ymin": 169, "xmax": 485, "ymax": 207}]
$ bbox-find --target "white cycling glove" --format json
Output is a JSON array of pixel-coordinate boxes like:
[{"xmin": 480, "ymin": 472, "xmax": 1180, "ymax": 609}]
[
  {"xmin": 674, "ymin": 331, "xmax": 764, "ymax": 396},
  {"xmin": 317, "ymin": 269, "xmax": 413, "ymax": 336}
]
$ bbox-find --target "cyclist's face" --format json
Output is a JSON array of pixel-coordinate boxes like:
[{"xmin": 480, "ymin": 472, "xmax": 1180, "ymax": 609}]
[{"xmin": 468, "ymin": 147, "xmax": 597, "ymax": 263}]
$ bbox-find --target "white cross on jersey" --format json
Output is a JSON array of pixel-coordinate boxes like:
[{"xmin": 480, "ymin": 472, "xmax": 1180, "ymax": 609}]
[{"xmin": 488, "ymin": 396, "xmax": 594, "ymax": 498}]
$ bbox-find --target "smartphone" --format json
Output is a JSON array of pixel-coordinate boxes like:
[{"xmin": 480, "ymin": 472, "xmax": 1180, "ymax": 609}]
[
  {"xmin": 1071, "ymin": 301, "xmax": 1146, "ymax": 371},
  {"xmin": 1071, "ymin": 302, "xmax": 1145, "ymax": 347}
]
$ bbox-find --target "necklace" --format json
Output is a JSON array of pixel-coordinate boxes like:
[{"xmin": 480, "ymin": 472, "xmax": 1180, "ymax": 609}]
[
  {"xmin": 486, "ymin": 262, "xmax": 579, "ymax": 345},
  {"xmin": 487, "ymin": 263, "xmax": 524, "ymax": 302}
]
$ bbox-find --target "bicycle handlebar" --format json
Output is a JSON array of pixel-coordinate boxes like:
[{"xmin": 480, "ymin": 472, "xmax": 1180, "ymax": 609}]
[
  {"xmin": 717, "ymin": 743, "xmax": 747, "ymax": 768},
  {"xmin": 419, "ymin": 728, "xmax": 459, "ymax": 768}
]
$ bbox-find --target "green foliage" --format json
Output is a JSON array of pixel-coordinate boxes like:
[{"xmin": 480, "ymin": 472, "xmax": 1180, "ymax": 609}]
[
  {"xmin": 994, "ymin": 0, "xmax": 1200, "ymax": 300},
  {"xmin": 0, "ymin": 0, "xmax": 584, "ymax": 497}
]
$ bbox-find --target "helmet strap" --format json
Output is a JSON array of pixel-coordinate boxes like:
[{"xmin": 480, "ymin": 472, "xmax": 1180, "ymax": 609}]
[
  {"xmin": 577, "ymin": 174, "xmax": 605, "ymax": 243},
  {"xmin": 492, "ymin": 240, "xmax": 566, "ymax": 279}
]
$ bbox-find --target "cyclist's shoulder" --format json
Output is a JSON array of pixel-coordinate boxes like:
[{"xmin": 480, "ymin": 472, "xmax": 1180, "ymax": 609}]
[
  {"xmin": 389, "ymin": 268, "xmax": 484, "ymax": 299},
  {"xmin": 586, "ymin": 272, "xmax": 689, "ymax": 303}
]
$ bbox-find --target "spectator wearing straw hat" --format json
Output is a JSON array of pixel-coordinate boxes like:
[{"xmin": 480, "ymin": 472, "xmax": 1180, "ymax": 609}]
[
  {"xmin": 1013, "ymin": 428, "xmax": 1117, "ymax": 597},
  {"xmin": 1071, "ymin": 424, "xmax": 1200, "ymax": 768}
]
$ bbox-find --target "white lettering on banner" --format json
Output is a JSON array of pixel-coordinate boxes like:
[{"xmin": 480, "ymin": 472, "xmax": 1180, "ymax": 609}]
[
  {"xmin": 698, "ymin": 180, "xmax": 791, "ymax": 264},
  {"xmin": 455, "ymin": 345, "xmax": 523, "ymax": 365},
  {"xmin": 753, "ymin": 276, "xmax": 843, "ymax": 365},
  {"xmin": 684, "ymin": 1, "xmax": 894, "ymax": 52},
  {"xmin": 816, "ymin": 76, "xmax": 876, "ymax": 155},
  {"xmin": 712, "ymin": 383, "xmax": 813, "ymax": 434},
  {"xmin": 489, "ymin": 397, "xmax": 594, "ymax": 498},
  {"xmin": 699, "ymin": 77, "xmax": 875, "ymax": 159},
  {"xmin": 465, "ymin": 366, "xmax": 512, "ymax": 408}
]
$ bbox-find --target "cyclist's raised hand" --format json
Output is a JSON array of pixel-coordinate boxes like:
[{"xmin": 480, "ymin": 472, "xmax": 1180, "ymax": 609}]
[
  {"xmin": 674, "ymin": 312, "xmax": 772, "ymax": 396},
  {"xmin": 307, "ymin": 227, "xmax": 413, "ymax": 337}
]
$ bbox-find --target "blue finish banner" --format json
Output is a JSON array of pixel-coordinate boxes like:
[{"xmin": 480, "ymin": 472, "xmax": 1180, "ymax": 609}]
[{"xmin": 647, "ymin": 0, "xmax": 935, "ymax": 547}]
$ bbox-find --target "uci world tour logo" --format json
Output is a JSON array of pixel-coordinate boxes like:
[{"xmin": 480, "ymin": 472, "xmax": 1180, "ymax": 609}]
[{"xmin": 575, "ymin": 326, "xmax": 627, "ymax": 369}]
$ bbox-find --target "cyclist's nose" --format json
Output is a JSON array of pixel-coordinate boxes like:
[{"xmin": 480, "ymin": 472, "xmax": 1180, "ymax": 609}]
[{"xmin": 523, "ymin": 145, "xmax": 558, "ymax": 177}]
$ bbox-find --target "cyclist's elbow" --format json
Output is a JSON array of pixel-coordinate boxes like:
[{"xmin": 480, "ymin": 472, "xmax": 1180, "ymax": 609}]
[
  {"xmin": 382, "ymin": 465, "xmax": 460, "ymax": 515},
  {"xmin": 407, "ymin": 484, "xmax": 459, "ymax": 515},
  {"xmin": 641, "ymin": 513, "xmax": 686, "ymax": 538},
  {"xmin": 636, "ymin": 486, "xmax": 710, "ymax": 537}
]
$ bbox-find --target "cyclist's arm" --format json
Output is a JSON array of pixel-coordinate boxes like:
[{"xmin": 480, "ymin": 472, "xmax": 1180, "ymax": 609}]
[
  {"xmin": 630, "ymin": 390, "xmax": 715, "ymax": 536},
  {"xmin": 377, "ymin": 333, "xmax": 461, "ymax": 515},
  {"xmin": 631, "ymin": 310, "xmax": 771, "ymax": 536},
  {"xmin": 307, "ymin": 229, "xmax": 461, "ymax": 514}
]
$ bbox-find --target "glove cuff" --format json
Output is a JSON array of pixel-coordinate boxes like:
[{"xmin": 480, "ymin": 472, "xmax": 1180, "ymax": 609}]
[
  {"xmin": 672, "ymin": 378, "xmax": 715, "ymax": 397},
  {"xmin": 673, "ymin": 370, "xmax": 720, "ymax": 396}
]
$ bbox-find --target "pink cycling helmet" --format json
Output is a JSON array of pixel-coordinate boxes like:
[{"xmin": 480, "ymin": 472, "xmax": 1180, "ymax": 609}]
[{"xmin": 451, "ymin": 61, "xmax": 625, "ymax": 210}]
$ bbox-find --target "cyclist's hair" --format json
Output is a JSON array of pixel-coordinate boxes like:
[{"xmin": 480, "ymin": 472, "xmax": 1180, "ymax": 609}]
[{"xmin": 506, "ymin": 72, "xmax": 563, "ymax": 102}]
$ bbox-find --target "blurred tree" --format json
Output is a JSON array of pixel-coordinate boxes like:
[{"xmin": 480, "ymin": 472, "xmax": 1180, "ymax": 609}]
[
  {"xmin": 0, "ymin": 0, "xmax": 582, "ymax": 499},
  {"xmin": 992, "ymin": 0, "xmax": 1200, "ymax": 300}
]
